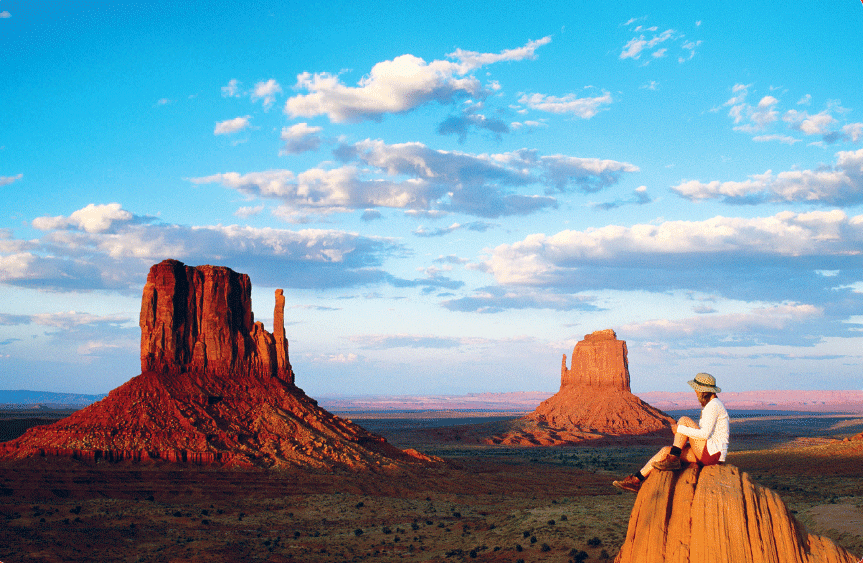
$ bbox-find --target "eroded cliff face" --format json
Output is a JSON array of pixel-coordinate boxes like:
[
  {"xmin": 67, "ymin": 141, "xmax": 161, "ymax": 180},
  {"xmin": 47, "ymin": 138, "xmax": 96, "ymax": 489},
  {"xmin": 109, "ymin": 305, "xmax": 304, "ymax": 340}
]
[
  {"xmin": 615, "ymin": 464, "xmax": 858, "ymax": 563},
  {"xmin": 139, "ymin": 259, "xmax": 292, "ymax": 383},
  {"xmin": 487, "ymin": 329, "xmax": 673, "ymax": 445},
  {"xmin": 0, "ymin": 260, "xmax": 437, "ymax": 470},
  {"xmin": 561, "ymin": 328, "xmax": 630, "ymax": 391}
]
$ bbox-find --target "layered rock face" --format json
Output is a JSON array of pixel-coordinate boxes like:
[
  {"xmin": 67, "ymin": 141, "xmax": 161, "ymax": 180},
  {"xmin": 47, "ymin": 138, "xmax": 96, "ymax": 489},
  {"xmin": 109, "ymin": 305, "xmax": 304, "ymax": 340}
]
[
  {"xmin": 487, "ymin": 329, "xmax": 673, "ymax": 445},
  {"xmin": 140, "ymin": 259, "xmax": 292, "ymax": 383},
  {"xmin": 561, "ymin": 328, "xmax": 630, "ymax": 391},
  {"xmin": 615, "ymin": 464, "xmax": 858, "ymax": 563},
  {"xmin": 0, "ymin": 260, "xmax": 436, "ymax": 470}
]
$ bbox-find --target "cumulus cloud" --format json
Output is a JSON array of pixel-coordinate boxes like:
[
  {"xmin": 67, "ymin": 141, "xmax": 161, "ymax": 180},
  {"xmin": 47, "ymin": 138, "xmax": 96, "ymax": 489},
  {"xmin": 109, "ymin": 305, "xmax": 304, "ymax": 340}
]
[
  {"xmin": 784, "ymin": 109, "xmax": 835, "ymax": 136},
  {"xmin": 251, "ymin": 79, "xmax": 282, "ymax": 109},
  {"xmin": 280, "ymin": 123, "xmax": 323, "ymax": 154},
  {"xmin": 191, "ymin": 140, "xmax": 638, "ymax": 219},
  {"xmin": 214, "ymin": 115, "xmax": 251, "ymax": 135},
  {"xmin": 518, "ymin": 91, "xmax": 613, "ymax": 118},
  {"xmin": 235, "ymin": 205, "xmax": 264, "ymax": 218},
  {"xmin": 32, "ymin": 203, "xmax": 149, "ymax": 233},
  {"xmin": 722, "ymin": 85, "xmax": 862, "ymax": 145},
  {"xmin": 285, "ymin": 37, "xmax": 551, "ymax": 123},
  {"xmin": 672, "ymin": 148, "xmax": 863, "ymax": 205},
  {"xmin": 480, "ymin": 210, "xmax": 863, "ymax": 302},
  {"xmin": 4, "ymin": 203, "xmax": 411, "ymax": 291}
]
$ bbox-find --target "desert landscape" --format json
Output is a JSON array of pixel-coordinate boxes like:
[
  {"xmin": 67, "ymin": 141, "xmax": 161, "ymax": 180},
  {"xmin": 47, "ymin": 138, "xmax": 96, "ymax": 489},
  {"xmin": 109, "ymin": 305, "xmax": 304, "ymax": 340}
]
[
  {"xmin": 1, "ymin": 408, "xmax": 863, "ymax": 562},
  {"xmin": 1, "ymin": 261, "xmax": 862, "ymax": 563}
]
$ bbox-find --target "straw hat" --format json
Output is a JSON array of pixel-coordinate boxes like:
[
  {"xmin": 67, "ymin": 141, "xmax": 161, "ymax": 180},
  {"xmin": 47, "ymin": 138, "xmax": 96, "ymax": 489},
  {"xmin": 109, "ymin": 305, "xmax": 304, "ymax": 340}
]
[{"xmin": 688, "ymin": 372, "xmax": 721, "ymax": 393}]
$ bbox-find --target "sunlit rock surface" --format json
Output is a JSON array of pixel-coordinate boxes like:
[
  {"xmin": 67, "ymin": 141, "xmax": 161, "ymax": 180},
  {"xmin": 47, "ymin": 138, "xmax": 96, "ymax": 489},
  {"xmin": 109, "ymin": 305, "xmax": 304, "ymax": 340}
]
[
  {"xmin": 0, "ymin": 260, "xmax": 438, "ymax": 470},
  {"xmin": 487, "ymin": 329, "xmax": 673, "ymax": 445}
]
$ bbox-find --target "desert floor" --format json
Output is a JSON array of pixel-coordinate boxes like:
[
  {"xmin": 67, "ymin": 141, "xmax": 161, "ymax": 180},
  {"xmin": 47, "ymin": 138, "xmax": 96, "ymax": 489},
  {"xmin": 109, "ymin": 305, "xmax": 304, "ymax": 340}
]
[{"xmin": 1, "ymin": 410, "xmax": 862, "ymax": 563}]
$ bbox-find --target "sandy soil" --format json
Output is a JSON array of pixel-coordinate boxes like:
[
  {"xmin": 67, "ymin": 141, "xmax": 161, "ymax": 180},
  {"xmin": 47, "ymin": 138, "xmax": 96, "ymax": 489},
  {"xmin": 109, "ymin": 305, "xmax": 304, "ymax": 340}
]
[{"xmin": 1, "ymin": 410, "xmax": 862, "ymax": 562}]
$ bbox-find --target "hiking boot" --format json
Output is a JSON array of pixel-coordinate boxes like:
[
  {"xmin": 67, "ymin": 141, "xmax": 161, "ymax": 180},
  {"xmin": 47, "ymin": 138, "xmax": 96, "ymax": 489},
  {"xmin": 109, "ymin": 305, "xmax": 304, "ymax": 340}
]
[
  {"xmin": 612, "ymin": 474, "xmax": 642, "ymax": 493},
  {"xmin": 652, "ymin": 454, "xmax": 681, "ymax": 471}
]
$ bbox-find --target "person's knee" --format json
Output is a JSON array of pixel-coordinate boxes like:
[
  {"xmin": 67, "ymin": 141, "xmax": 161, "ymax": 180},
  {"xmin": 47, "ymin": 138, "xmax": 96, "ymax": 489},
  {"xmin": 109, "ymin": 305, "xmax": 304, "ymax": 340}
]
[{"xmin": 677, "ymin": 416, "xmax": 697, "ymax": 428}]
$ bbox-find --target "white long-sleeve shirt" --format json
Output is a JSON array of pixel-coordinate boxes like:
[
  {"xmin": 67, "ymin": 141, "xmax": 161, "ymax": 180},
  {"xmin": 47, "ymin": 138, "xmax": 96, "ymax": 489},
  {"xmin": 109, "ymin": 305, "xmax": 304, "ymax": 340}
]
[{"xmin": 676, "ymin": 396, "xmax": 729, "ymax": 461}]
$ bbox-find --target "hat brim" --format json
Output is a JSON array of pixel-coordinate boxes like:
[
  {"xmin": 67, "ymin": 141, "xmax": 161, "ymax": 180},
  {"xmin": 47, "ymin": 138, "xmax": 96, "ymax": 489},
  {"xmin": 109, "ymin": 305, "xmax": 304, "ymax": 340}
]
[{"xmin": 688, "ymin": 379, "xmax": 721, "ymax": 394}]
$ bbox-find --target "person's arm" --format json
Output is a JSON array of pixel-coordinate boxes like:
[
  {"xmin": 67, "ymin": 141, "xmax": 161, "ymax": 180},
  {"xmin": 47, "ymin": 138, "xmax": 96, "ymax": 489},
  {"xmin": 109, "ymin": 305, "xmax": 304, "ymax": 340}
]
[{"xmin": 677, "ymin": 401, "xmax": 718, "ymax": 440}]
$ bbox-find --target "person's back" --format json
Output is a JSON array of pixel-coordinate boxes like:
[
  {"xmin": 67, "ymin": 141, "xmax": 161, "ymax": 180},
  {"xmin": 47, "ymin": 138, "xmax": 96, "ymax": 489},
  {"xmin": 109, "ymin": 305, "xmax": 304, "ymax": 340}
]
[{"xmin": 698, "ymin": 395, "xmax": 729, "ymax": 462}]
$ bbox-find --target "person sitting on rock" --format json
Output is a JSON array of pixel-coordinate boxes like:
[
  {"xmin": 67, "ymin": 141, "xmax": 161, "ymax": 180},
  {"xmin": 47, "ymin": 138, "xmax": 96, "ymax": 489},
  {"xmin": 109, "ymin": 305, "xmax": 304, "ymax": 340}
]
[{"xmin": 613, "ymin": 373, "xmax": 729, "ymax": 493}]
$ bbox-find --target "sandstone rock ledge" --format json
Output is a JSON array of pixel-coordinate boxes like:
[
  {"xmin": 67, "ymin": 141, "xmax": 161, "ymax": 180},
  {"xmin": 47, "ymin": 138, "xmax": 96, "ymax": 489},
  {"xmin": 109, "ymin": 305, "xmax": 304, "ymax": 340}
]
[{"xmin": 615, "ymin": 464, "xmax": 858, "ymax": 563}]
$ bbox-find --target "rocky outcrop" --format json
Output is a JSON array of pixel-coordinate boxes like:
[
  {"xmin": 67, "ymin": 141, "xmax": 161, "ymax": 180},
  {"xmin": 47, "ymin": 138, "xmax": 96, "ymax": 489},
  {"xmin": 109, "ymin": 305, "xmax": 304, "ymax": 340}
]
[
  {"xmin": 140, "ymin": 259, "xmax": 292, "ymax": 383},
  {"xmin": 615, "ymin": 464, "xmax": 858, "ymax": 563},
  {"xmin": 561, "ymin": 328, "xmax": 630, "ymax": 391},
  {"xmin": 485, "ymin": 330, "xmax": 673, "ymax": 445},
  {"xmin": 0, "ymin": 260, "xmax": 438, "ymax": 470}
]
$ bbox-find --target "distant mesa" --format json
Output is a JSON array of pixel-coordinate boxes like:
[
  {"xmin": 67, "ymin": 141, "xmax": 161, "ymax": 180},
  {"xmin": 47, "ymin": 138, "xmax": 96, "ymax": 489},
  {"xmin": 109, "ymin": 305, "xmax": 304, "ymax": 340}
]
[
  {"xmin": 484, "ymin": 329, "xmax": 674, "ymax": 445},
  {"xmin": 418, "ymin": 329, "xmax": 674, "ymax": 445},
  {"xmin": 0, "ymin": 259, "xmax": 438, "ymax": 470},
  {"xmin": 615, "ymin": 464, "xmax": 858, "ymax": 563}
]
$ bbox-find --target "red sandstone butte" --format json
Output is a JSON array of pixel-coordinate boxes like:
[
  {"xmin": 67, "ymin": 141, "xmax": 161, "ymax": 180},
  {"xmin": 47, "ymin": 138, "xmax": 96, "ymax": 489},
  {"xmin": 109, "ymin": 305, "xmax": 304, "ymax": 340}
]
[
  {"xmin": 487, "ymin": 329, "xmax": 674, "ymax": 445},
  {"xmin": 0, "ymin": 259, "xmax": 437, "ymax": 470},
  {"xmin": 616, "ymin": 464, "xmax": 858, "ymax": 563}
]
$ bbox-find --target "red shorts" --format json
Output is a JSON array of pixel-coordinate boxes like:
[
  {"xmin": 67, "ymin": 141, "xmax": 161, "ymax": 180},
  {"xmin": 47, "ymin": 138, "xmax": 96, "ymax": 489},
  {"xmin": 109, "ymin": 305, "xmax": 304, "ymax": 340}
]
[{"xmin": 697, "ymin": 447, "xmax": 722, "ymax": 466}]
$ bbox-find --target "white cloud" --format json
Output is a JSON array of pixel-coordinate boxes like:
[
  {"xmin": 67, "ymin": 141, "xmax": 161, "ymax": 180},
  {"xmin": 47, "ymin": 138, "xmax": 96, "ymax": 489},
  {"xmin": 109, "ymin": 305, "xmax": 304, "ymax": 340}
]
[
  {"xmin": 446, "ymin": 36, "xmax": 551, "ymax": 69},
  {"xmin": 3, "ymin": 204, "xmax": 407, "ymax": 291},
  {"xmin": 285, "ymin": 37, "xmax": 551, "ymax": 123},
  {"xmin": 784, "ymin": 109, "xmax": 835, "ymax": 136},
  {"xmin": 620, "ymin": 303, "xmax": 823, "ymax": 339},
  {"xmin": 482, "ymin": 210, "xmax": 863, "ymax": 286},
  {"xmin": 192, "ymin": 140, "xmax": 638, "ymax": 218},
  {"xmin": 722, "ymin": 86, "xmax": 861, "ymax": 145},
  {"xmin": 214, "ymin": 115, "xmax": 251, "ymax": 135},
  {"xmin": 620, "ymin": 29, "xmax": 676, "ymax": 60},
  {"xmin": 0, "ymin": 11, "xmax": 11, "ymax": 18},
  {"xmin": 280, "ymin": 122, "xmax": 323, "ymax": 154},
  {"xmin": 221, "ymin": 79, "xmax": 241, "ymax": 97},
  {"xmin": 0, "ymin": 173, "xmax": 23, "ymax": 186},
  {"xmin": 518, "ymin": 91, "xmax": 612, "ymax": 118},
  {"xmin": 672, "ymin": 148, "xmax": 863, "ymax": 205},
  {"xmin": 843, "ymin": 123, "xmax": 863, "ymax": 143},
  {"xmin": 752, "ymin": 134, "xmax": 799, "ymax": 145},
  {"xmin": 31, "ymin": 311, "xmax": 131, "ymax": 329},
  {"xmin": 235, "ymin": 205, "xmax": 264, "ymax": 218},
  {"xmin": 251, "ymin": 79, "xmax": 282, "ymax": 109},
  {"xmin": 33, "ymin": 203, "xmax": 136, "ymax": 233}
]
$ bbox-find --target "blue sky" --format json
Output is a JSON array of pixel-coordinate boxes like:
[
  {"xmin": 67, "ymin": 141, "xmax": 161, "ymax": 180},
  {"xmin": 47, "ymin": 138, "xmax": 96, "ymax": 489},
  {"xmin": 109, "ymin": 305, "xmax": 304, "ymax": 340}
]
[{"xmin": 2, "ymin": 0, "xmax": 862, "ymax": 396}]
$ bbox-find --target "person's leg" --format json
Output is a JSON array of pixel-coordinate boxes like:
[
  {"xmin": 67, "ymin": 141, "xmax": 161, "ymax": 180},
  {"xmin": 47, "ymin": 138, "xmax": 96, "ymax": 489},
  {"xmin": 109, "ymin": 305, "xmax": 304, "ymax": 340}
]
[
  {"xmin": 639, "ymin": 446, "xmax": 671, "ymax": 479},
  {"xmin": 613, "ymin": 417, "xmax": 702, "ymax": 492},
  {"xmin": 652, "ymin": 416, "xmax": 699, "ymax": 471}
]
